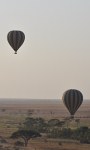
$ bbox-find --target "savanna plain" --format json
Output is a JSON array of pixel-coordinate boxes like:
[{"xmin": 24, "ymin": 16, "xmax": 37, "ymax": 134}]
[{"xmin": 0, "ymin": 99, "xmax": 90, "ymax": 150}]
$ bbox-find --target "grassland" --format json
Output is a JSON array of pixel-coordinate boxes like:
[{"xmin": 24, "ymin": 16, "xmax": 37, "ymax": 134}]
[{"xmin": 0, "ymin": 99, "xmax": 89, "ymax": 150}]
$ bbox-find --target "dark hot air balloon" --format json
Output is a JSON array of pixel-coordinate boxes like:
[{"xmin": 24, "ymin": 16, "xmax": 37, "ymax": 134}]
[
  {"xmin": 62, "ymin": 89, "xmax": 83, "ymax": 118},
  {"xmin": 7, "ymin": 30, "xmax": 25, "ymax": 54}
]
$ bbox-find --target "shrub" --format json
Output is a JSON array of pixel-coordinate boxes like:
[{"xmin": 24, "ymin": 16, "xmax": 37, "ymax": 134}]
[{"xmin": 14, "ymin": 141, "xmax": 24, "ymax": 146}]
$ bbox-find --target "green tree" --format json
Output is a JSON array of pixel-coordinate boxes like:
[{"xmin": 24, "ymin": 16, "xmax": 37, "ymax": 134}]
[
  {"xmin": 11, "ymin": 129, "xmax": 41, "ymax": 147},
  {"xmin": 48, "ymin": 119, "xmax": 60, "ymax": 126},
  {"xmin": 23, "ymin": 117, "xmax": 47, "ymax": 132}
]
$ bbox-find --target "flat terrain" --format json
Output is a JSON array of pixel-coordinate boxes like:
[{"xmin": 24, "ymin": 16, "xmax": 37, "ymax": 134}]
[{"xmin": 0, "ymin": 99, "xmax": 89, "ymax": 150}]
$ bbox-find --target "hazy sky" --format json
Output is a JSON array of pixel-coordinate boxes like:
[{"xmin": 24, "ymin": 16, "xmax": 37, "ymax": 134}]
[{"xmin": 0, "ymin": 0, "xmax": 90, "ymax": 99}]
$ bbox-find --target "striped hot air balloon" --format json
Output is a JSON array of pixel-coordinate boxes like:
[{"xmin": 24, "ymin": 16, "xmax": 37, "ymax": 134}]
[
  {"xmin": 62, "ymin": 89, "xmax": 83, "ymax": 118},
  {"xmin": 7, "ymin": 30, "xmax": 25, "ymax": 54}
]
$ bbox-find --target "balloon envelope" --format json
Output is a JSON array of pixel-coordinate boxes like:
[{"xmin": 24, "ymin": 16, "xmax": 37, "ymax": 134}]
[
  {"xmin": 62, "ymin": 89, "xmax": 83, "ymax": 117},
  {"xmin": 7, "ymin": 30, "xmax": 25, "ymax": 54}
]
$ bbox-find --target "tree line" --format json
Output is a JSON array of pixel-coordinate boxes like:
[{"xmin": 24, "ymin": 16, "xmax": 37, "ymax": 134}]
[{"xmin": 10, "ymin": 117, "xmax": 90, "ymax": 147}]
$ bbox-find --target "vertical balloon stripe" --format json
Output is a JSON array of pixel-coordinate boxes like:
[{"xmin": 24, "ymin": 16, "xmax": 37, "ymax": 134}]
[
  {"xmin": 68, "ymin": 91, "xmax": 71, "ymax": 113},
  {"xmin": 16, "ymin": 31, "xmax": 19, "ymax": 50},
  {"xmin": 75, "ymin": 91, "xmax": 80, "ymax": 111},
  {"xmin": 7, "ymin": 32, "xmax": 14, "ymax": 50},
  {"xmin": 63, "ymin": 90, "xmax": 71, "ymax": 114},
  {"xmin": 74, "ymin": 91, "xmax": 79, "ymax": 112},
  {"xmin": 75, "ymin": 91, "xmax": 83, "ymax": 112},
  {"xmin": 13, "ymin": 31, "xmax": 17, "ymax": 50},
  {"xmin": 63, "ymin": 91, "xmax": 69, "ymax": 111},
  {"xmin": 73, "ymin": 90, "xmax": 78, "ymax": 114},
  {"xmin": 19, "ymin": 32, "xmax": 25, "ymax": 49},
  {"xmin": 16, "ymin": 31, "xmax": 21, "ymax": 50},
  {"xmin": 70, "ymin": 90, "xmax": 75, "ymax": 115}
]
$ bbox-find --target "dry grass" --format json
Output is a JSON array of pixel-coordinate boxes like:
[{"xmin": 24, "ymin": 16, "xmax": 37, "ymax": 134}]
[{"xmin": 25, "ymin": 139, "xmax": 90, "ymax": 150}]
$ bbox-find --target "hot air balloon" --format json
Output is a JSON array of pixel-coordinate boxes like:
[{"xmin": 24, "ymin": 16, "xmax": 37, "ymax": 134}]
[
  {"xmin": 62, "ymin": 89, "xmax": 83, "ymax": 118},
  {"xmin": 7, "ymin": 30, "xmax": 25, "ymax": 54}
]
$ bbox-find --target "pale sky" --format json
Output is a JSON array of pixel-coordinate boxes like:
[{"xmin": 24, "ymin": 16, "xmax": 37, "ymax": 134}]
[{"xmin": 0, "ymin": 0, "xmax": 90, "ymax": 99}]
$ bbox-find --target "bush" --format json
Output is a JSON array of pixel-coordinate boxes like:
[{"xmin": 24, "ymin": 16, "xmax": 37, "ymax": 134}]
[
  {"xmin": 14, "ymin": 141, "xmax": 24, "ymax": 146},
  {"xmin": 80, "ymin": 138, "xmax": 90, "ymax": 144}
]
